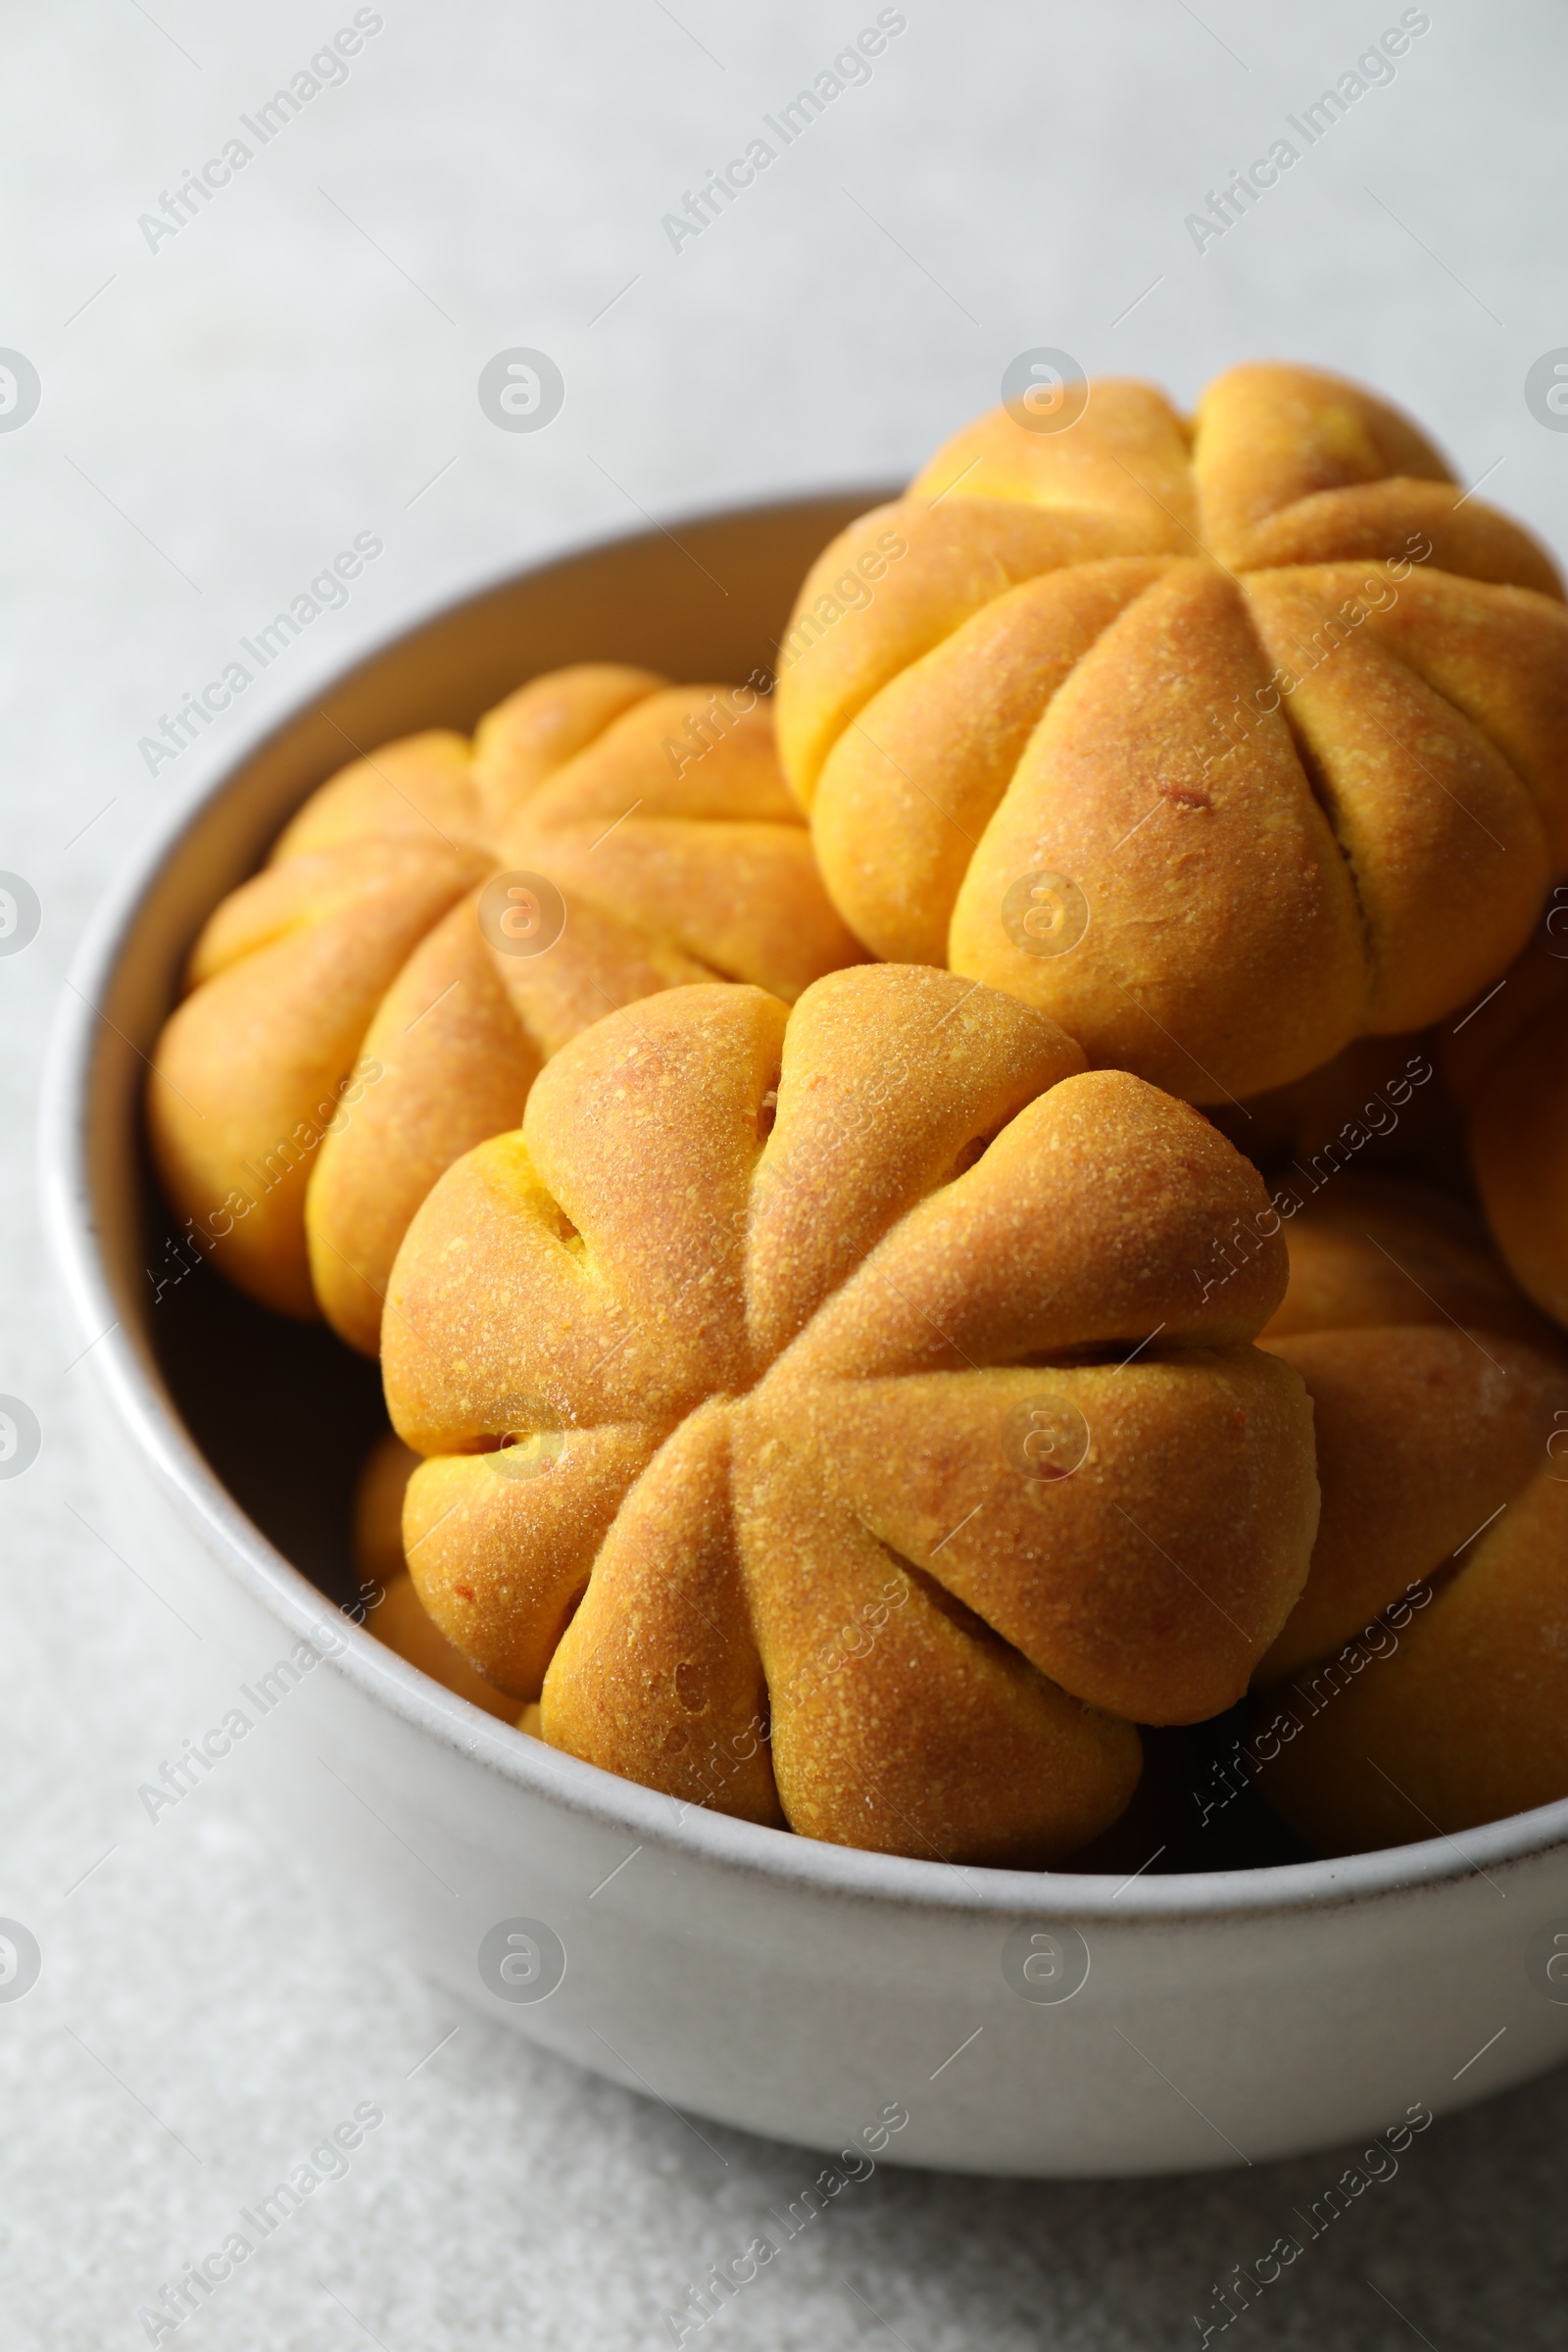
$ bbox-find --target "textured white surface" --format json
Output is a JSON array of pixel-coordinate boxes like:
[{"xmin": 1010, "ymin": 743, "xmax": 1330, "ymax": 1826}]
[{"xmin": 4, "ymin": 1, "xmax": 1568, "ymax": 2343}]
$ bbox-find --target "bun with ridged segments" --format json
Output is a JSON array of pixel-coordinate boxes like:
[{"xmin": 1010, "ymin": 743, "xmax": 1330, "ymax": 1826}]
[
  {"xmin": 352, "ymin": 1431, "xmax": 521, "ymax": 1724},
  {"xmin": 380, "ymin": 964, "xmax": 1320, "ymax": 1868},
  {"xmin": 148, "ymin": 665, "xmax": 865, "ymax": 1349},
  {"xmin": 774, "ymin": 363, "xmax": 1568, "ymax": 1103},
  {"xmin": 1250, "ymin": 1178, "xmax": 1568, "ymax": 1853},
  {"xmin": 1443, "ymin": 906, "xmax": 1568, "ymax": 1332}
]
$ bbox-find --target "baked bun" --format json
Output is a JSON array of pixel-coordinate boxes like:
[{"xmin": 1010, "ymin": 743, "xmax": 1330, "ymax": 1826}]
[
  {"xmin": 1250, "ymin": 1178, "xmax": 1568, "ymax": 1851},
  {"xmin": 380, "ymin": 964, "xmax": 1319, "ymax": 1868},
  {"xmin": 352, "ymin": 1431, "xmax": 520, "ymax": 1723},
  {"xmin": 775, "ymin": 364, "xmax": 1568, "ymax": 1102},
  {"xmin": 1444, "ymin": 902, "xmax": 1568, "ymax": 1328},
  {"xmin": 148, "ymin": 667, "xmax": 865, "ymax": 1349}
]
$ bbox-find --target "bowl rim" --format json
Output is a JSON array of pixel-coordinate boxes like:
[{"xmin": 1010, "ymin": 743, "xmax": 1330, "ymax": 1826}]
[{"xmin": 40, "ymin": 492, "xmax": 1568, "ymax": 1928}]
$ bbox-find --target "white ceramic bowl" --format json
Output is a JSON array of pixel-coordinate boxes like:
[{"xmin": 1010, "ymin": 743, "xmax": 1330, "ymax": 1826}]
[{"xmin": 41, "ymin": 495, "xmax": 1568, "ymax": 2177}]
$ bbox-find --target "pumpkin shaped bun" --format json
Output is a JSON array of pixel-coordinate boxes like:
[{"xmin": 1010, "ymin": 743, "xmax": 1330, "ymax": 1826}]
[
  {"xmin": 774, "ymin": 364, "xmax": 1568, "ymax": 1104},
  {"xmin": 380, "ymin": 965, "xmax": 1320, "ymax": 1867},
  {"xmin": 148, "ymin": 666, "xmax": 865, "ymax": 1351},
  {"xmin": 1250, "ymin": 1177, "xmax": 1568, "ymax": 1853}
]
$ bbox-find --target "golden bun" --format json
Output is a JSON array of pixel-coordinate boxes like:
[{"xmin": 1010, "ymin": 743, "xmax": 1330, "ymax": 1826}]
[
  {"xmin": 148, "ymin": 667, "xmax": 865, "ymax": 1349},
  {"xmin": 775, "ymin": 364, "xmax": 1568, "ymax": 1103},
  {"xmin": 352, "ymin": 1430, "xmax": 519, "ymax": 1723},
  {"xmin": 1250, "ymin": 1179, "xmax": 1568, "ymax": 1851},
  {"xmin": 380, "ymin": 964, "xmax": 1319, "ymax": 1868}
]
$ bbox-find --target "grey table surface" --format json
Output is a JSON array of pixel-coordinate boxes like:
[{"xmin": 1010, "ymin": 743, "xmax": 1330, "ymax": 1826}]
[{"xmin": 4, "ymin": 2, "xmax": 1568, "ymax": 2344}]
